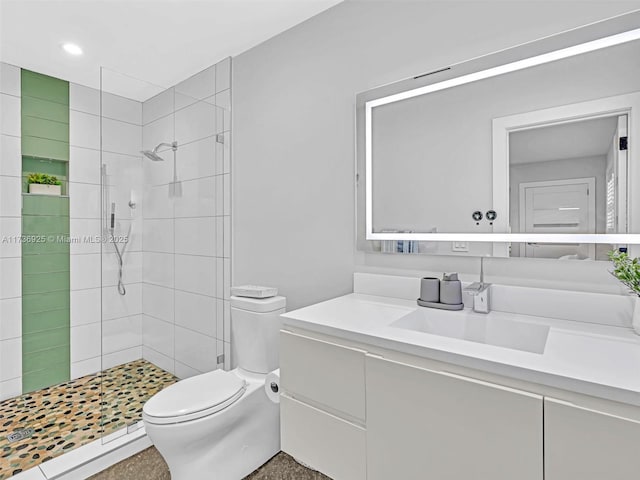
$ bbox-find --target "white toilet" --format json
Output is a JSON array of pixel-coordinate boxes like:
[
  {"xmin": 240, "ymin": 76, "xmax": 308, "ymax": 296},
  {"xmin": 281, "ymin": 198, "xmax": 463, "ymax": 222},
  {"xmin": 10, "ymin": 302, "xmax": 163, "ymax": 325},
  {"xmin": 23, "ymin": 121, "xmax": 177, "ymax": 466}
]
[{"xmin": 142, "ymin": 295, "xmax": 286, "ymax": 480}]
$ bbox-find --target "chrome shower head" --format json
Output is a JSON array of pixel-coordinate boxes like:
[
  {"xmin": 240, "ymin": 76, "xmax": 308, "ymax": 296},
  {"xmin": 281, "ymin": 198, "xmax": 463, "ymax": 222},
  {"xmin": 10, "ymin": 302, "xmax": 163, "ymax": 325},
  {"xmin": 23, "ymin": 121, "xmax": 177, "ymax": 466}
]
[
  {"xmin": 141, "ymin": 141, "xmax": 178, "ymax": 162},
  {"xmin": 141, "ymin": 150, "xmax": 165, "ymax": 161}
]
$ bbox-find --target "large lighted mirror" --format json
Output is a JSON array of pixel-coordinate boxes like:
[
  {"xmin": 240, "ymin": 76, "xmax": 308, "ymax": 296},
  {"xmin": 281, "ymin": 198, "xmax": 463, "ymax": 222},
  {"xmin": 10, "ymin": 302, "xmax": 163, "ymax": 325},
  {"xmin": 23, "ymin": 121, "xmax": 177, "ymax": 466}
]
[{"xmin": 356, "ymin": 12, "xmax": 640, "ymax": 258}]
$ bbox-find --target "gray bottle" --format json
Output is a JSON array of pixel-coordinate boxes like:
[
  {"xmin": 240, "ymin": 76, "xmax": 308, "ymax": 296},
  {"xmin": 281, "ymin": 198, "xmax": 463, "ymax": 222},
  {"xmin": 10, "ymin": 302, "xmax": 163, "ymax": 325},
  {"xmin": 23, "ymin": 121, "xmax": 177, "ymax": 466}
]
[{"xmin": 440, "ymin": 272, "xmax": 462, "ymax": 305}]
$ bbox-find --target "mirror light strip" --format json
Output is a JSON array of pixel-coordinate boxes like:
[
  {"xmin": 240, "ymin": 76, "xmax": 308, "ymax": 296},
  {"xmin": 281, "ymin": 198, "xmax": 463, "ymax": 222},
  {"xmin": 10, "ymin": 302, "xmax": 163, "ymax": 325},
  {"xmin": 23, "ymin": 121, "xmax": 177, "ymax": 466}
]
[{"xmin": 365, "ymin": 27, "xmax": 640, "ymax": 243}]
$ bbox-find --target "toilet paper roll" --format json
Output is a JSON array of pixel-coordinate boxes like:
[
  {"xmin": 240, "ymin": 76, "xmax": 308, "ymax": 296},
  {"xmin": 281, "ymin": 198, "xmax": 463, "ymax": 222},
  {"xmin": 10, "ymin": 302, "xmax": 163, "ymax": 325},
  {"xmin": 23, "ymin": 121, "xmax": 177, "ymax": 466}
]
[{"xmin": 264, "ymin": 369, "xmax": 280, "ymax": 404}]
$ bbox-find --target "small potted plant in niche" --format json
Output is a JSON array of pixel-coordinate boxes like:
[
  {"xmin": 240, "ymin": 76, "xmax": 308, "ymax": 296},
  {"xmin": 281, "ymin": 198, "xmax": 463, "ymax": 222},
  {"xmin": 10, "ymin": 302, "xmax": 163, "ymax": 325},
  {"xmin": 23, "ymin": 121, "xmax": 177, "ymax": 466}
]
[
  {"xmin": 27, "ymin": 173, "xmax": 62, "ymax": 196},
  {"xmin": 609, "ymin": 250, "xmax": 640, "ymax": 335}
]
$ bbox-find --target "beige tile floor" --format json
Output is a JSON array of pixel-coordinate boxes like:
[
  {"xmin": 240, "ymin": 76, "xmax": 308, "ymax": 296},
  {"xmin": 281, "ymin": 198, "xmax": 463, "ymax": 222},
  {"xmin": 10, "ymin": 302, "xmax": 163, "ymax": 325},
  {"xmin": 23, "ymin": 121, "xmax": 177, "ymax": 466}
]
[{"xmin": 90, "ymin": 447, "xmax": 331, "ymax": 480}]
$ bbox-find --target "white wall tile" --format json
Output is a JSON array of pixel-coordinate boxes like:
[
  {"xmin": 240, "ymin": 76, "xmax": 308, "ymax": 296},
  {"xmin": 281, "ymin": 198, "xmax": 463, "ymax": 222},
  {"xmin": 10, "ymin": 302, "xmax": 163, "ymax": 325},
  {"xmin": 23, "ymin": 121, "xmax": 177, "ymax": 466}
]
[
  {"xmin": 70, "ymin": 253, "xmax": 101, "ymax": 290},
  {"xmin": 175, "ymin": 100, "xmax": 216, "ymax": 145},
  {"xmin": 69, "ymin": 219, "xmax": 101, "ymax": 254},
  {"xmin": 216, "ymin": 257, "xmax": 224, "ymax": 299},
  {"xmin": 0, "ymin": 298, "xmax": 20, "ymax": 340},
  {"xmin": 142, "ymin": 283, "xmax": 174, "ymax": 323},
  {"xmin": 71, "ymin": 356, "xmax": 101, "ymax": 379},
  {"xmin": 223, "ymin": 215, "xmax": 231, "ymax": 258},
  {"xmin": 223, "ymin": 174, "xmax": 231, "ymax": 216},
  {"xmin": 215, "ymin": 217, "xmax": 224, "ymax": 257},
  {"xmin": 71, "ymin": 288, "xmax": 101, "ymax": 327},
  {"xmin": 0, "ymin": 258, "xmax": 21, "ymax": 299},
  {"xmin": 102, "ymin": 118, "xmax": 142, "ymax": 156},
  {"xmin": 215, "ymin": 174, "xmax": 224, "ymax": 216},
  {"xmin": 215, "ymin": 89, "xmax": 231, "ymax": 132},
  {"xmin": 223, "ymin": 300, "xmax": 231, "ymax": 343},
  {"xmin": 174, "ymin": 360, "xmax": 201, "ymax": 380},
  {"xmin": 142, "ymin": 113, "xmax": 173, "ymax": 153},
  {"xmin": 143, "ymin": 219, "xmax": 174, "ymax": 253},
  {"xmin": 0, "ymin": 338, "xmax": 22, "ymax": 382},
  {"xmin": 0, "ymin": 134, "xmax": 21, "ymax": 177},
  {"xmin": 174, "ymin": 326, "xmax": 217, "ymax": 373},
  {"xmin": 175, "ymin": 290, "xmax": 216, "ymax": 337},
  {"xmin": 143, "ymin": 88, "xmax": 174, "ymax": 125},
  {"xmin": 224, "ymin": 258, "xmax": 231, "ymax": 300},
  {"xmin": 69, "ymin": 146, "xmax": 101, "ymax": 184},
  {"xmin": 143, "ymin": 184, "xmax": 174, "ymax": 219},
  {"xmin": 69, "ymin": 182, "xmax": 101, "ymax": 219},
  {"xmin": 70, "ymin": 323, "xmax": 101, "ymax": 362},
  {"xmin": 216, "ymin": 299, "xmax": 224, "ymax": 340},
  {"xmin": 143, "ymin": 346, "xmax": 174, "ymax": 374},
  {"xmin": 178, "ymin": 136, "xmax": 216, "ymax": 181},
  {"xmin": 222, "ymin": 131, "xmax": 231, "ymax": 174},
  {"xmin": 102, "ymin": 92, "xmax": 142, "ymax": 125},
  {"xmin": 0, "ymin": 377, "xmax": 21, "ymax": 402},
  {"xmin": 0, "ymin": 63, "xmax": 20, "ymax": 96},
  {"xmin": 70, "ymin": 83, "xmax": 100, "ymax": 115},
  {"xmin": 102, "ymin": 282, "xmax": 142, "ymax": 320},
  {"xmin": 0, "ymin": 93, "xmax": 20, "ymax": 136},
  {"xmin": 223, "ymin": 340, "xmax": 231, "ymax": 370},
  {"xmin": 102, "ymin": 346, "xmax": 142, "ymax": 369},
  {"xmin": 102, "ymin": 251, "xmax": 143, "ymax": 286},
  {"xmin": 175, "ymin": 65, "xmax": 215, "ymax": 111},
  {"xmin": 174, "ymin": 176, "xmax": 215, "ymax": 218},
  {"xmin": 0, "ymin": 217, "xmax": 21, "ymax": 258},
  {"xmin": 215, "ymin": 58, "xmax": 231, "ymax": 93},
  {"xmin": 175, "ymin": 254, "xmax": 215, "ymax": 297},
  {"xmin": 102, "ymin": 315, "xmax": 142, "ymax": 354},
  {"xmin": 174, "ymin": 217, "xmax": 215, "ymax": 257},
  {"xmin": 70, "ymin": 110, "xmax": 100, "ymax": 149},
  {"xmin": 0, "ymin": 176, "xmax": 21, "ymax": 217},
  {"xmin": 142, "ymin": 315, "xmax": 174, "ymax": 358},
  {"xmin": 143, "ymin": 252, "xmax": 174, "ymax": 288}
]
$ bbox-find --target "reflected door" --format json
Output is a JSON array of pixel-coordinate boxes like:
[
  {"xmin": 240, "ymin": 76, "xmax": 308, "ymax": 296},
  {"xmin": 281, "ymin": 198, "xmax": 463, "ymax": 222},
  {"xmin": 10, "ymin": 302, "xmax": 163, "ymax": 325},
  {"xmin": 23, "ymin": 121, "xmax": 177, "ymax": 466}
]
[{"xmin": 520, "ymin": 178, "xmax": 595, "ymax": 258}]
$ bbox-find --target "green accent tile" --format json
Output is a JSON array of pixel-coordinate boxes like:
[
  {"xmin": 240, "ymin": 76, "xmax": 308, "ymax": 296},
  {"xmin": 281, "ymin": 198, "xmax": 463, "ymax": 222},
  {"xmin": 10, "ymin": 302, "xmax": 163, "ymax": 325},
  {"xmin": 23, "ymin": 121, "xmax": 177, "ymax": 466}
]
[
  {"xmin": 23, "ymin": 272, "xmax": 70, "ymax": 295},
  {"xmin": 22, "ymin": 362, "xmax": 70, "ymax": 393},
  {"xmin": 22, "ymin": 215, "xmax": 69, "ymax": 235},
  {"xmin": 23, "ymin": 326, "xmax": 69, "ymax": 353},
  {"xmin": 21, "ymin": 69, "xmax": 69, "ymax": 106},
  {"xmin": 22, "ymin": 135, "xmax": 69, "ymax": 161},
  {"xmin": 22, "ymin": 239, "xmax": 70, "ymax": 255},
  {"xmin": 22, "ymin": 291, "xmax": 70, "ymax": 315},
  {"xmin": 21, "ymin": 96, "xmax": 69, "ymax": 123},
  {"xmin": 23, "ymin": 156, "xmax": 68, "ymax": 176},
  {"xmin": 22, "ymin": 253, "xmax": 69, "ymax": 274},
  {"xmin": 22, "ymin": 195, "xmax": 69, "ymax": 216},
  {"xmin": 22, "ymin": 116, "xmax": 70, "ymax": 143},
  {"xmin": 23, "ymin": 345, "xmax": 70, "ymax": 374},
  {"xmin": 22, "ymin": 308, "xmax": 69, "ymax": 334}
]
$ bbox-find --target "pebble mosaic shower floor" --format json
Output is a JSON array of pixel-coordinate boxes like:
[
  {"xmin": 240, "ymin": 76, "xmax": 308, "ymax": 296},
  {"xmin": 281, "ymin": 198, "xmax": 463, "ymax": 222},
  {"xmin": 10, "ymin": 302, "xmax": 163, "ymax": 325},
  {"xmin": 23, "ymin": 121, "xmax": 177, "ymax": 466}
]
[{"xmin": 0, "ymin": 359, "xmax": 177, "ymax": 479}]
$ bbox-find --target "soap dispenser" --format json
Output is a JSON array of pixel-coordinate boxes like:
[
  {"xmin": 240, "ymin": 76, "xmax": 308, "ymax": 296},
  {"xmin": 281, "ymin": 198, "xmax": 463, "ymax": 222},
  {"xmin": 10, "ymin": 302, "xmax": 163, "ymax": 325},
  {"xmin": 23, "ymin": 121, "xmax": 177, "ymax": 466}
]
[{"xmin": 440, "ymin": 272, "xmax": 462, "ymax": 306}]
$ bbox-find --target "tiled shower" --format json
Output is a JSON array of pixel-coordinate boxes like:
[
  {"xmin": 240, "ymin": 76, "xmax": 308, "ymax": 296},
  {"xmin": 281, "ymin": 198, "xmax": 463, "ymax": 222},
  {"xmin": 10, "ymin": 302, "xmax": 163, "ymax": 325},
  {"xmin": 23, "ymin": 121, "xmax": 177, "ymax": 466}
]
[{"xmin": 0, "ymin": 57, "xmax": 231, "ymax": 477}]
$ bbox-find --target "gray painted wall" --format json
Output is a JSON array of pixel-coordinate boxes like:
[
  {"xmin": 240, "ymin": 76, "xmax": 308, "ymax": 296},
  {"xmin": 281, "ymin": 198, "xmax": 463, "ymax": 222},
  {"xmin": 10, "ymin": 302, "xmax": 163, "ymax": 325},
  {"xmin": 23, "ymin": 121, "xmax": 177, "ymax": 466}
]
[{"xmin": 233, "ymin": 1, "xmax": 640, "ymax": 310}]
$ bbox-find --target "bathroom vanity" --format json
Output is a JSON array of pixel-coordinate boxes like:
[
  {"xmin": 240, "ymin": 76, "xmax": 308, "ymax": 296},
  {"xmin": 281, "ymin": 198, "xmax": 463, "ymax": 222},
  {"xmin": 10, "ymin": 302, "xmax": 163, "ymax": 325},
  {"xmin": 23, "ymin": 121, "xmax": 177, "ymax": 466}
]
[{"xmin": 279, "ymin": 274, "xmax": 640, "ymax": 480}]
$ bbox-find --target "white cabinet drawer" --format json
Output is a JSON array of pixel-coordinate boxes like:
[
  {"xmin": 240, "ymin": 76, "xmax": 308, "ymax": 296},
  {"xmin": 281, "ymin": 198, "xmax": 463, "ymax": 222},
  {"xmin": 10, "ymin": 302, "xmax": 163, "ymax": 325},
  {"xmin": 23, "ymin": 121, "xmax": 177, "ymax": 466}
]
[
  {"xmin": 545, "ymin": 398, "xmax": 640, "ymax": 480},
  {"xmin": 280, "ymin": 330, "xmax": 365, "ymax": 421},
  {"xmin": 281, "ymin": 394, "xmax": 366, "ymax": 480}
]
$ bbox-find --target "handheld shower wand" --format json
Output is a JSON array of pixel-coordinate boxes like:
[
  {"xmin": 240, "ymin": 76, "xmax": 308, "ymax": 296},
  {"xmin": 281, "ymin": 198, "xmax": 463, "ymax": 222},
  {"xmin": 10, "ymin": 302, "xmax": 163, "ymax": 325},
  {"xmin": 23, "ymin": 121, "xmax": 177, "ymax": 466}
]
[{"xmin": 109, "ymin": 202, "xmax": 130, "ymax": 296}]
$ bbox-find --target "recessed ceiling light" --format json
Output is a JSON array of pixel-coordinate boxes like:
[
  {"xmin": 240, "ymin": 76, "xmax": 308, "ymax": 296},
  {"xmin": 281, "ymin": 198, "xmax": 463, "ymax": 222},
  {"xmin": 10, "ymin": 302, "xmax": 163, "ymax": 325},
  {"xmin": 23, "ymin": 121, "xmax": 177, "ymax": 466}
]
[{"xmin": 62, "ymin": 43, "xmax": 83, "ymax": 56}]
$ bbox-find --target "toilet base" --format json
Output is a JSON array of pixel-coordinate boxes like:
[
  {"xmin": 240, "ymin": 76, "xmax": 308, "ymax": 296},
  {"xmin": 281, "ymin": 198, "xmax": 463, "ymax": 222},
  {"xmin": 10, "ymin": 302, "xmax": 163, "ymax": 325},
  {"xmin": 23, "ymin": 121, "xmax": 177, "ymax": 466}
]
[{"xmin": 144, "ymin": 370, "xmax": 280, "ymax": 480}]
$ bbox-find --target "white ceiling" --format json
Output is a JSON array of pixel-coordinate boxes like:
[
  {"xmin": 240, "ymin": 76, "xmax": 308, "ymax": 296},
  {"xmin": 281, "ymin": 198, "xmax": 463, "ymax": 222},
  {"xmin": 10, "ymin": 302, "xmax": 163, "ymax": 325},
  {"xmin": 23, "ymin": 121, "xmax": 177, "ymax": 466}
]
[
  {"xmin": 509, "ymin": 116, "xmax": 619, "ymax": 165},
  {"xmin": 0, "ymin": 0, "xmax": 343, "ymax": 100}
]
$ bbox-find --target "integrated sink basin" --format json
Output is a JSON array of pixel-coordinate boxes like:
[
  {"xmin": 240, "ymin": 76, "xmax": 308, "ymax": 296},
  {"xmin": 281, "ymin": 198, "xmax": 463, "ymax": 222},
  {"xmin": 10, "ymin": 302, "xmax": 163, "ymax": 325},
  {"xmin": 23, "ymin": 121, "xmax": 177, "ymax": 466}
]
[{"xmin": 392, "ymin": 309, "xmax": 550, "ymax": 354}]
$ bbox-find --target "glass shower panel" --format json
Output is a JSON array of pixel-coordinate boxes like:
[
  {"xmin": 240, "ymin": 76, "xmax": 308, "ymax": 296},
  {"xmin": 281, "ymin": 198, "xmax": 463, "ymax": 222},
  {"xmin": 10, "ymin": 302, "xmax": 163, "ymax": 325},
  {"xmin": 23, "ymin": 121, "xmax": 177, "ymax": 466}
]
[
  {"xmin": 99, "ymin": 67, "xmax": 176, "ymax": 443},
  {"xmin": 99, "ymin": 66, "xmax": 228, "ymax": 443}
]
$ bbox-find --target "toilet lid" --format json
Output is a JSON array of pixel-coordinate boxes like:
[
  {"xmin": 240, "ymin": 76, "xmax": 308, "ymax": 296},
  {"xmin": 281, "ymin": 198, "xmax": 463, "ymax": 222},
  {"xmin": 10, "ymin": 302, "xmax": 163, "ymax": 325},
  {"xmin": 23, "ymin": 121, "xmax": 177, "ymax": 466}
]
[{"xmin": 143, "ymin": 370, "xmax": 246, "ymax": 424}]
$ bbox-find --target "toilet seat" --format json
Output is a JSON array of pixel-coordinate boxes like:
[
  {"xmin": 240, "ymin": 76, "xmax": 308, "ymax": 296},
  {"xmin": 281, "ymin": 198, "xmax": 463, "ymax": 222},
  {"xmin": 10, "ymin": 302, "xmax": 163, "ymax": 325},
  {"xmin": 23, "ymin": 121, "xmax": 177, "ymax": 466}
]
[{"xmin": 143, "ymin": 370, "xmax": 246, "ymax": 425}]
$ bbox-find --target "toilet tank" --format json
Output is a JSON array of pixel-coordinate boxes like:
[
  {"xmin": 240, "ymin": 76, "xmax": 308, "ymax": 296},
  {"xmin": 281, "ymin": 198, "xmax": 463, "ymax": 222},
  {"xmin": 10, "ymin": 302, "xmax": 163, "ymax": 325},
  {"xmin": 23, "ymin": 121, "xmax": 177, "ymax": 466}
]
[{"xmin": 230, "ymin": 295, "xmax": 286, "ymax": 374}]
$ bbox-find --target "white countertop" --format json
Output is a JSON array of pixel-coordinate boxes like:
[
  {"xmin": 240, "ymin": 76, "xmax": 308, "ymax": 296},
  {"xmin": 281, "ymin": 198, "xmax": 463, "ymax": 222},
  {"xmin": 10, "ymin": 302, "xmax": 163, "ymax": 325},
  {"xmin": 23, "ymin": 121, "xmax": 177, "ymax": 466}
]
[{"xmin": 282, "ymin": 293, "xmax": 640, "ymax": 407}]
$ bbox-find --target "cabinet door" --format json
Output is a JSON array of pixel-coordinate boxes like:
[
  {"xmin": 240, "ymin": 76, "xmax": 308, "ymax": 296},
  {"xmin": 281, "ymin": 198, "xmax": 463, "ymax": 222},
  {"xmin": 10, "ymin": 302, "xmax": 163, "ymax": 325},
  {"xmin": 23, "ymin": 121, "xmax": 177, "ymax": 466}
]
[
  {"xmin": 366, "ymin": 355, "xmax": 543, "ymax": 480},
  {"xmin": 281, "ymin": 394, "xmax": 366, "ymax": 480},
  {"xmin": 280, "ymin": 330, "xmax": 366, "ymax": 421},
  {"xmin": 545, "ymin": 398, "xmax": 640, "ymax": 480}
]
